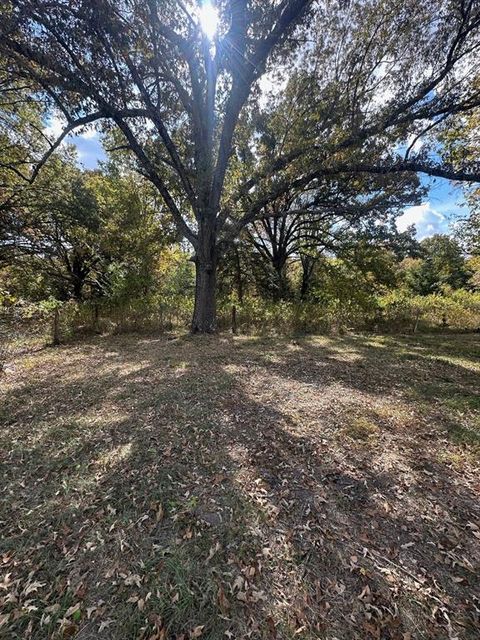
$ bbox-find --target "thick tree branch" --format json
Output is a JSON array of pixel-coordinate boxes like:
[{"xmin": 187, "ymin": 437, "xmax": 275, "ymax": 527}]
[{"xmin": 112, "ymin": 116, "xmax": 197, "ymax": 247}]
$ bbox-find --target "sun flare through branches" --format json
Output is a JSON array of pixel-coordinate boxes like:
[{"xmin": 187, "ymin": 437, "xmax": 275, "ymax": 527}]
[{"xmin": 198, "ymin": 1, "xmax": 219, "ymax": 40}]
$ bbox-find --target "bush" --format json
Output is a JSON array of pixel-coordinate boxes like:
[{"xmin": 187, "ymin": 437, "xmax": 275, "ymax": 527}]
[
  {"xmin": 54, "ymin": 296, "xmax": 192, "ymax": 337},
  {"xmin": 0, "ymin": 300, "xmax": 52, "ymax": 364},
  {"xmin": 217, "ymin": 296, "xmax": 377, "ymax": 335},
  {"xmin": 2, "ymin": 290, "xmax": 478, "ymax": 350},
  {"xmin": 216, "ymin": 290, "xmax": 480, "ymax": 336},
  {"xmin": 378, "ymin": 290, "xmax": 480, "ymax": 333}
]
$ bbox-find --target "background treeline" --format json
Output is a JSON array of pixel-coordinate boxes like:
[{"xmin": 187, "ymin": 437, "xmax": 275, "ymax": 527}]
[
  {"xmin": 2, "ymin": 0, "xmax": 480, "ymax": 335},
  {"xmin": 1, "ymin": 148, "xmax": 479, "ymax": 348}
]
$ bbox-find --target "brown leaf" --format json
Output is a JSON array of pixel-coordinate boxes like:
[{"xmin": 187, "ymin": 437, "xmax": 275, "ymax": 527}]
[
  {"xmin": 232, "ymin": 575, "xmax": 244, "ymax": 591},
  {"xmin": 23, "ymin": 581, "xmax": 45, "ymax": 596},
  {"xmin": 98, "ymin": 619, "xmax": 114, "ymax": 632},
  {"xmin": 190, "ymin": 625, "xmax": 204, "ymax": 638},
  {"xmin": 217, "ymin": 586, "xmax": 230, "ymax": 612},
  {"xmin": 62, "ymin": 623, "xmax": 78, "ymax": 638},
  {"xmin": 124, "ymin": 573, "xmax": 142, "ymax": 587},
  {"xmin": 266, "ymin": 615, "xmax": 277, "ymax": 638},
  {"xmin": 358, "ymin": 585, "xmax": 371, "ymax": 600},
  {"xmin": 362, "ymin": 621, "xmax": 380, "ymax": 639},
  {"xmin": 64, "ymin": 603, "xmax": 81, "ymax": 618}
]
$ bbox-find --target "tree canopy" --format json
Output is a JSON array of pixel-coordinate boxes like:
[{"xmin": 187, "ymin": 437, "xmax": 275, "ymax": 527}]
[{"xmin": 1, "ymin": 0, "xmax": 480, "ymax": 330}]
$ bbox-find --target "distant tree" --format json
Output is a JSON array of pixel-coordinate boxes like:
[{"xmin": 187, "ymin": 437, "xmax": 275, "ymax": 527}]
[
  {"xmin": 458, "ymin": 210, "xmax": 480, "ymax": 255},
  {"xmin": 466, "ymin": 255, "xmax": 480, "ymax": 289},
  {"xmin": 85, "ymin": 166, "xmax": 175, "ymax": 302},
  {"xmin": 1, "ymin": 153, "xmax": 103, "ymax": 300},
  {"xmin": 1, "ymin": 0, "xmax": 480, "ymax": 330},
  {"xmin": 0, "ymin": 156, "xmax": 169, "ymax": 302},
  {"xmin": 240, "ymin": 174, "xmax": 420, "ymax": 300},
  {"xmin": 311, "ymin": 247, "xmax": 401, "ymax": 309},
  {"xmin": 404, "ymin": 234, "xmax": 471, "ymax": 295}
]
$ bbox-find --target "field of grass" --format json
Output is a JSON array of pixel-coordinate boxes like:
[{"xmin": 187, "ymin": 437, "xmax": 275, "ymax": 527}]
[{"xmin": 1, "ymin": 333, "xmax": 479, "ymax": 639}]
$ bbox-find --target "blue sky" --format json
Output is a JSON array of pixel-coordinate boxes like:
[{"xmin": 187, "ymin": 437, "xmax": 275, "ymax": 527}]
[
  {"xmin": 46, "ymin": 118, "xmax": 107, "ymax": 168},
  {"xmin": 396, "ymin": 175, "xmax": 467, "ymax": 239},
  {"xmin": 74, "ymin": 133, "xmax": 106, "ymax": 168},
  {"xmin": 66, "ymin": 129, "xmax": 468, "ymax": 241}
]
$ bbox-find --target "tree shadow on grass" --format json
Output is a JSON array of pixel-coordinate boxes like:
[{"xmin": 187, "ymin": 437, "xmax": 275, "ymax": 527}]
[
  {"xmin": 0, "ymin": 333, "xmax": 479, "ymax": 639},
  {"xmin": 236, "ymin": 334, "xmax": 480, "ymax": 447}
]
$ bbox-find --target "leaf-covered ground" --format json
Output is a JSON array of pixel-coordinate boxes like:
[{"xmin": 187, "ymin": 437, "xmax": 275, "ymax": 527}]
[{"xmin": 1, "ymin": 333, "xmax": 479, "ymax": 640}]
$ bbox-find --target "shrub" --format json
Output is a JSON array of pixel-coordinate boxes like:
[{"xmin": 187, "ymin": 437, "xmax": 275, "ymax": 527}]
[
  {"xmin": 378, "ymin": 290, "xmax": 480, "ymax": 333},
  {"xmin": 216, "ymin": 291, "xmax": 480, "ymax": 336},
  {"xmin": 3, "ymin": 290, "xmax": 478, "ymax": 350},
  {"xmin": 217, "ymin": 296, "xmax": 376, "ymax": 335}
]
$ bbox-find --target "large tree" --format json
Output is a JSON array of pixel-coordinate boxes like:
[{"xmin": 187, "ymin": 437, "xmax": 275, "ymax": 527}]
[
  {"xmin": 242, "ymin": 170, "xmax": 421, "ymax": 300},
  {"xmin": 1, "ymin": 0, "xmax": 480, "ymax": 331},
  {"xmin": 442, "ymin": 90, "xmax": 480, "ymax": 255},
  {"xmin": 1, "ymin": 155, "xmax": 169, "ymax": 302}
]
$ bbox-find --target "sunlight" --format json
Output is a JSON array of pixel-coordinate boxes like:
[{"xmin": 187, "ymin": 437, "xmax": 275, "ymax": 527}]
[{"xmin": 198, "ymin": 1, "xmax": 218, "ymax": 40}]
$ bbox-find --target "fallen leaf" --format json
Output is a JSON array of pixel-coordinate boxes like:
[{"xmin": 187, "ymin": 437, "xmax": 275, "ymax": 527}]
[
  {"xmin": 24, "ymin": 581, "xmax": 45, "ymax": 595},
  {"xmin": 99, "ymin": 619, "xmax": 114, "ymax": 632},
  {"xmin": 190, "ymin": 625, "xmax": 204, "ymax": 638},
  {"xmin": 217, "ymin": 586, "xmax": 230, "ymax": 612},
  {"xmin": 0, "ymin": 614, "xmax": 10, "ymax": 628}
]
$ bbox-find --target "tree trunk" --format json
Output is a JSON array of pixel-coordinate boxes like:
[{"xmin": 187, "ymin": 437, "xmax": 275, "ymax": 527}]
[
  {"xmin": 191, "ymin": 258, "xmax": 217, "ymax": 333},
  {"xmin": 52, "ymin": 307, "xmax": 60, "ymax": 346},
  {"xmin": 234, "ymin": 246, "xmax": 244, "ymax": 304},
  {"xmin": 72, "ymin": 276, "xmax": 84, "ymax": 301},
  {"xmin": 300, "ymin": 254, "xmax": 317, "ymax": 300},
  {"xmin": 191, "ymin": 224, "xmax": 217, "ymax": 333},
  {"xmin": 231, "ymin": 305, "xmax": 237, "ymax": 333},
  {"xmin": 273, "ymin": 261, "xmax": 290, "ymax": 301}
]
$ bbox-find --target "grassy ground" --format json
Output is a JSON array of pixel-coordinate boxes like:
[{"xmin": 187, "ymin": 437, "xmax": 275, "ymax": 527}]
[{"xmin": 0, "ymin": 333, "xmax": 479, "ymax": 640}]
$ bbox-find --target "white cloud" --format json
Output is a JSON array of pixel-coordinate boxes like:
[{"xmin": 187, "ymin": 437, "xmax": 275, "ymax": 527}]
[
  {"xmin": 45, "ymin": 113, "xmax": 98, "ymax": 141},
  {"xmin": 44, "ymin": 113, "xmax": 66, "ymax": 139},
  {"xmin": 79, "ymin": 126, "xmax": 98, "ymax": 140},
  {"xmin": 397, "ymin": 202, "xmax": 446, "ymax": 238},
  {"xmin": 396, "ymin": 203, "xmax": 430, "ymax": 231}
]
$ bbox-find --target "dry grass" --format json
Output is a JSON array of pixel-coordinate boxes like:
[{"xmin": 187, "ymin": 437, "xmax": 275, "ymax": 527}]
[{"xmin": 0, "ymin": 333, "xmax": 479, "ymax": 639}]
